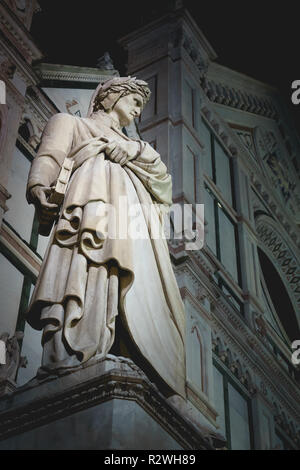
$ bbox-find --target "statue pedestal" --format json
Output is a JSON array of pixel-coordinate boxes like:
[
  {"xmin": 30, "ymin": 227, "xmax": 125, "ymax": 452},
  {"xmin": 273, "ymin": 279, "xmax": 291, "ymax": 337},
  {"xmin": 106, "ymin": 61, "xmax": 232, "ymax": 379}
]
[{"xmin": 0, "ymin": 356, "xmax": 212, "ymax": 450}]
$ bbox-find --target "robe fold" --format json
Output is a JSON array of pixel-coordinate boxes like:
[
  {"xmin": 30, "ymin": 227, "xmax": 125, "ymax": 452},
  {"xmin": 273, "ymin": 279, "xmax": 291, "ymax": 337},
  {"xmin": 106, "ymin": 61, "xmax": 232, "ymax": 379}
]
[{"xmin": 26, "ymin": 110, "xmax": 186, "ymax": 398}]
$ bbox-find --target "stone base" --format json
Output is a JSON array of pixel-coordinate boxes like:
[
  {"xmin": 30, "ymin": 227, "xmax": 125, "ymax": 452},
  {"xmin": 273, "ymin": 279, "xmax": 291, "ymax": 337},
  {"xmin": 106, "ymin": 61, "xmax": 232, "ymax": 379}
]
[{"xmin": 0, "ymin": 355, "xmax": 213, "ymax": 450}]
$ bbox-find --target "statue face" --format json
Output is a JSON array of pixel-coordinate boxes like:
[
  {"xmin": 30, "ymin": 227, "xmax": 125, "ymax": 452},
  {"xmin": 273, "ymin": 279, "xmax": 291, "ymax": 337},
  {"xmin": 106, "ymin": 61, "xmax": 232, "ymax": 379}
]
[{"xmin": 112, "ymin": 93, "xmax": 144, "ymax": 127}]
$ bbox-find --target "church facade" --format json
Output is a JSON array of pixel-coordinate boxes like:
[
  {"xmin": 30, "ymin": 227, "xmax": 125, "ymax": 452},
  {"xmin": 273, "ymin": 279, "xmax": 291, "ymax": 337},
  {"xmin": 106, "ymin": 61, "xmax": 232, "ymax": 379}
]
[{"xmin": 0, "ymin": 1, "xmax": 299, "ymax": 450}]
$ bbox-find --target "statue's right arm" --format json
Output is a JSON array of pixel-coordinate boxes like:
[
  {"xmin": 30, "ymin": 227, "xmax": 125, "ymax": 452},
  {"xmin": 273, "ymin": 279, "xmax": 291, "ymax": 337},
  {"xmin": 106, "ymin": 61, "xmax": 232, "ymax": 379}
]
[{"xmin": 26, "ymin": 113, "xmax": 74, "ymax": 206}]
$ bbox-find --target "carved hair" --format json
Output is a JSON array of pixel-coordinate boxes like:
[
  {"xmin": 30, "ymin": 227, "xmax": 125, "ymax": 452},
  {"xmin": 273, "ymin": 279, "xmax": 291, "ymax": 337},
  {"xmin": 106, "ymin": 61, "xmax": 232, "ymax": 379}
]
[{"xmin": 91, "ymin": 76, "xmax": 151, "ymax": 114}]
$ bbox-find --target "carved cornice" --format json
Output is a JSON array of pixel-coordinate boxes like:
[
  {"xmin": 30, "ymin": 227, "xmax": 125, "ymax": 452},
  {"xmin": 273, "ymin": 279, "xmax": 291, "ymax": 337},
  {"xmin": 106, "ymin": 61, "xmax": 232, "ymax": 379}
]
[
  {"xmin": 203, "ymin": 78, "xmax": 278, "ymax": 120},
  {"xmin": 0, "ymin": 356, "xmax": 213, "ymax": 450},
  {"xmin": 34, "ymin": 64, "xmax": 119, "ymax": 84}
]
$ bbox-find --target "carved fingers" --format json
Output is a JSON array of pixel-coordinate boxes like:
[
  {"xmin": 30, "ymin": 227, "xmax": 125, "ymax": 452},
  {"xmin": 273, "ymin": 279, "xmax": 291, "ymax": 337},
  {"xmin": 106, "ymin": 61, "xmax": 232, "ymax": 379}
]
[
  {"xmin": 30, "ymin": 186, "xmax": 59, "ymax": 223},
  {"xmin": 105, "ymin": 141, "xmax": 128, "ymax": 166},
  {"xmin": 104, "ymin": 140, "xmax": 140, "ymax": 166}
]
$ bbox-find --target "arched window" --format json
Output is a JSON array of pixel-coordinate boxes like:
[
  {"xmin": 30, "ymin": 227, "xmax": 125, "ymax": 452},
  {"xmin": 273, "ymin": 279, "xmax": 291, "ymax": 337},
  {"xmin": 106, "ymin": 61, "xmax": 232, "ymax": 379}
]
[
  {"xmin": 258, "ymin": 248, "xmax": 300, "ymax": 343},
  {"xmin": 18, "ymin": 119, "xmax": 33, "ymax": 143}
]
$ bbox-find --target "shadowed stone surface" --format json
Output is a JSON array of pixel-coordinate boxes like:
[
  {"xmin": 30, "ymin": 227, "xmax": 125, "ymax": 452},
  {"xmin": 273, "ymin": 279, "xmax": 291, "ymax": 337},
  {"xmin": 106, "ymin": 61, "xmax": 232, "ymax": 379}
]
[{"xmin": 0, "ymin": 356, "xmax": 212, "ymax": 450}]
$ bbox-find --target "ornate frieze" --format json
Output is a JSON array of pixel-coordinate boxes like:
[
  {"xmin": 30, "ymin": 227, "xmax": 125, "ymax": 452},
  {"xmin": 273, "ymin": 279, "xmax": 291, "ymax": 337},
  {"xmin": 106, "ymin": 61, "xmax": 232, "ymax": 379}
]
[
  {"xmin": 203, "ymin": 78, "xmax": 278, "ymax": 119},
  {"xmin": 34, "ymin": 64, "xmax": 119, "ymax": 84},
  {"xmin": 252, "ymin": 179, "xmax": 300, "ymax": 251},
  {"xmin": 256, "ymin": 214, "xmax": 300, "ymax": 310}
]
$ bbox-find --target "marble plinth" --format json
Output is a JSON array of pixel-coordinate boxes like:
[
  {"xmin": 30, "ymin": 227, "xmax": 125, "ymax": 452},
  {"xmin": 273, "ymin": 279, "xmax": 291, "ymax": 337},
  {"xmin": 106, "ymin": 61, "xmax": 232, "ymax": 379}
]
[{"xmin": 0, "ymin": 355, "xmax": 212, "ymax": 450}]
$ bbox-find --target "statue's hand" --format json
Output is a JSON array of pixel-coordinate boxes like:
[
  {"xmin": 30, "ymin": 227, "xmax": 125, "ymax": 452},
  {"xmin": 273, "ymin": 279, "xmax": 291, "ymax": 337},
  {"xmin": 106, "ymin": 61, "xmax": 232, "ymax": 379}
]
[
  {"xmin": 104, "ymin": 140, "xmax": 140, "ymax": 166},
  {"xmin": 30, "ymin": 186, "xmax": 59, "ymax": 224}
]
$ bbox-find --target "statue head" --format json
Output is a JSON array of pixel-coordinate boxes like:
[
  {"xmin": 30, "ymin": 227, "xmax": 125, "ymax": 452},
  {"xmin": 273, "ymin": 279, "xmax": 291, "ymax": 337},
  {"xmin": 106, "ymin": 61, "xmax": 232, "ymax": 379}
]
[{"xmin": 87, "ymin": 76, "xmax": 151, "ymax": 119}]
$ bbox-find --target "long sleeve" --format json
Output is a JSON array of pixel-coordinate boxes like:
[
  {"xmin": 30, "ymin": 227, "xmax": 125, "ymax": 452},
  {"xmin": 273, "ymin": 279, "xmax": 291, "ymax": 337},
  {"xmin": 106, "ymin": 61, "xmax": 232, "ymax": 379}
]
[
  {"xmin": 26, "ymin": 113, "xmax": 75, "ymax": 203},
  {"xmin": 126, "ymin": 142, "xmax": 172, "ymax": 206}
]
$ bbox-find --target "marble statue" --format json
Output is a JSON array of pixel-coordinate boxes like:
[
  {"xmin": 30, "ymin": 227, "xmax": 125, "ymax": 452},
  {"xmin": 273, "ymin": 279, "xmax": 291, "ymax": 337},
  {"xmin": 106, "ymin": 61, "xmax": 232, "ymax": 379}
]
[
  {"xmin": 0, "ymin": 331, "xmax": 27, "ymax": 383},
  {"xmin": 26, "ymin": 77, "xmax": 186, "ymax": 399}
]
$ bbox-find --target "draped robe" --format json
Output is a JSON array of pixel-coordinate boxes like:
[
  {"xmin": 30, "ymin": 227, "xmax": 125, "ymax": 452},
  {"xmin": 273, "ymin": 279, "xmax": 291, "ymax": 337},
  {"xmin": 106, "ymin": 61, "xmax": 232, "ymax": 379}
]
[{"xmin": 26, "ymin": 111, "xmax": 186, "ymax": 398}]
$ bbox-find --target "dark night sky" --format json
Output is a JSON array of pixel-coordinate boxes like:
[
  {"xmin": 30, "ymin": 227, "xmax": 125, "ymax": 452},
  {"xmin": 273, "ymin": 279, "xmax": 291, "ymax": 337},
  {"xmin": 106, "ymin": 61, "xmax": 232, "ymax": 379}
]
[{"xmin": 30, "ymin": 1, "xmax": 300, "ymax": 135}]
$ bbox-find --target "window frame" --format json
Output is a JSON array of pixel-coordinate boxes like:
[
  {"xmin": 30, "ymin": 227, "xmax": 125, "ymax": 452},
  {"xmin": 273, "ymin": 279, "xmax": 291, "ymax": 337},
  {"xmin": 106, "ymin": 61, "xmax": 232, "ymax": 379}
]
[
  {"xmin": 213, "ymin": 359, "xmax": 254, "ymax": 450},
  {"xmin": 202, "ymin": 118, "xmax": 236, "ymax": 210},
  {"xmin": 205, "ymin": 184, "xmax": 242, "ymax": 286}
]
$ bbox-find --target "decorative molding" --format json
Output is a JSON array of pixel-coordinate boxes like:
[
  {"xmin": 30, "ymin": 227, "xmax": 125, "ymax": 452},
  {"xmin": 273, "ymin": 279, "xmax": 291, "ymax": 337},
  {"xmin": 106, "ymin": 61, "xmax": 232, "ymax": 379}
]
[
  {"xmin": 0, "ymin": 356, "xmax": 214, "ymax": 450},
  {"xmin": 252, "ymin": 179, "xmax": 300, "ymax": 251},
  {"xmin": 273, "ymin": 401, "xmax": 300, "ymax": 447},
  {"xmin": 0, "ymin": 222, "xmax": 41, "ymax": 276},
  {"xmin": 256, "ymin": 214, "xmax": 300, "ymax": 311},
  {"xmin": 0, "ymin": 57, "xmax": 16, "ymax": 79},
  {"xmin": 212, "ymin": 320, "xmax": 300, "ymax": 446},
  {"xmin": 253, "ymin": 125, "xmax": 300, "ymax": 221},
  {"xmin": 1, "ymin": 72, "xmax": 25, "ymax": 108},
  {"xmin": 200, "ymin": 84, "xmax": 300, "ymax": 248},
  {"xmin": 211, "ymin": 304, "xmax": 300, "ymax": 422},
  {"xmin": 200, "ymin": 104, "xmax": 242, "ymax": 159},
  {"xmin": 16, "ymin": 133, "xmax": 37, "ymax": 158},
  {"xmin": 34, "ymin": 64, "xmax": 119, "ymax": 85},
  {"xmin": 186, "ymin": 381, "xmax": 218, "ymax": 426},
  {"xmin": 212, "ymin": 331, "xmax": 256, "ymax": 395},
  {"xmin": 0, "ymin": 183, "xmax": 11, "ymax": 213},
  {"xmin": 180, "ymin": 286, "xmax": 211, "ymax": 324},
  {"xmin": 203, "ymin": 78, "xmax": 278, "ymax": 120},
  {"xmin": 0, "ymin": 2, "xmax": 42, "ymax": 64},
  {"xmin": 179, "ymin": 30, "xmax": 209, "ymax": 78}
]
